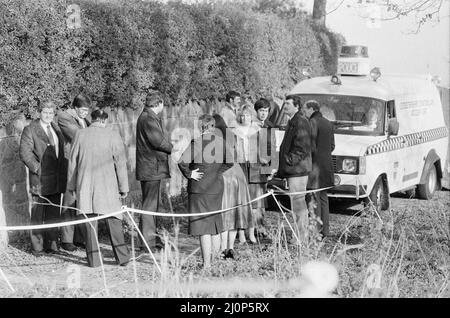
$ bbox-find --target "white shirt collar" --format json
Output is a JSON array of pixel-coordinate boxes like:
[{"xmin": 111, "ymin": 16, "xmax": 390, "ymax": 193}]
[{"xmin": 40, "ymin": 120, "xmax": 53, "ymax": 131}]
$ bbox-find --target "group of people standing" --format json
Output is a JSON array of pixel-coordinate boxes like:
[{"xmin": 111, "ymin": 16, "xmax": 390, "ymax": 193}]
[
  {"xmin": 20, "ymin": 96, "xmax": 131, "ymax": 267},
  {"xmin": 176, "ymin": 92, "xmax": 335, "ymax": 268},
  {"xmin": 18, "ymin": 88, "xmax": 335, "ymax": 269}
]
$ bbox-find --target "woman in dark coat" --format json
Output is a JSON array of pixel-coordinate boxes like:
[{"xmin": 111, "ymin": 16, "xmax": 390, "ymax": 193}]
[{"xmin": 178, "ymin": 114, "xmax": 233, "ymax": 268}]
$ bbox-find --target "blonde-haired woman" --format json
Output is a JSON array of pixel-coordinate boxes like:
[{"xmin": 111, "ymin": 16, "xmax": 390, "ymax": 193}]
[
  {"xmin": 213, "ymin": 114, "xmax": 254, "ymax": 259},
  {"xmin": 233, "ymin": 106, "xmax": 266, "ymax": 244}
]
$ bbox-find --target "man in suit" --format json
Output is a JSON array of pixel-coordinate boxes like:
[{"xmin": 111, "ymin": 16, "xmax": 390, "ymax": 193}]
[
  {"xmin": 218, "ymin": 90, "xmax": 241, "ymax": 128},
  {"xmin": 19, "ymin": 101, "xmax": 67, "ymax": 256},
  {"xmin": 136, "ymin": 91, "xmax": 173, "ymax": 252},
  {"xmin": 56, "ymin": 93, "xmax": 91, "ymax": 251},
  {"xmin": 278, "ymin": 95, "xmax": 313, "ymax": 244},
  {"xmin": 302, "ymin": 100, "xmax": 335, "ymax": 237},
  {"xmin": 178, "ymin": 114, "xmax": 233, "ymax": 268}
]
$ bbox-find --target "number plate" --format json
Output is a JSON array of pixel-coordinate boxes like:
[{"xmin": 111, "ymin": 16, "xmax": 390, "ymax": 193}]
[{"xmin": 338, "ymin": 61, "xmax": 359, "ymax": 74}]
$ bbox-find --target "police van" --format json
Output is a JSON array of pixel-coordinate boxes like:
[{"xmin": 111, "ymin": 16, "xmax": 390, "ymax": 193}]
[{"xmin": 280, "ymin": 45, "xmax": 449, "ymax": 211}]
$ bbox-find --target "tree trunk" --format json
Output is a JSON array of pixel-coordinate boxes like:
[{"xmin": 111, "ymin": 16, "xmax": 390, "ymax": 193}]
[{"xmin": 313, "ymin": 0, "xmax": 327, "ymax": 26}]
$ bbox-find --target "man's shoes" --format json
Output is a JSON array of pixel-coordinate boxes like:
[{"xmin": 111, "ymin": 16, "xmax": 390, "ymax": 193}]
[
  {"xmin": 220, "ymin": 249, "xmax": 228, "ymax": 260},
  {"xmin": 61, "ymin": 243, "xmax": 77, "ymax": 252},
  {"xmin": 225, "ymin": 249, "xmax": 235, "ymax": 259},
  {"xmin": 45, "ymin": 241, "xmax": 59, "ymax": 254},
  {"xmin": 74, "ymin": 242, "xmax": 86, "ymax": 249},
  {"xmin": 44, "ymin": 248, "xmax": 58, "ymax": 254},
  {"xmin": 31, "ymin": 250, "xmax": 45, "ymax": 257},
  {"xmin": 119, "ymin": 260, "xmax": 131, "ymax": 267}
]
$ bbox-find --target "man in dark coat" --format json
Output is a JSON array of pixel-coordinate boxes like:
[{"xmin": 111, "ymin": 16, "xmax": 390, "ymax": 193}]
[
  {"xmin": 303, "ymin": 100, "xmax": 335, "ymax": 237},
  {"xmin": 56, "ymin": 93, "xmax": 91, "ymax": 251},
  {"xmin": 136, "ymin": 91, "xmax": 173, "ymax": 251},
  {"xmin": 266, "ymin": 98, "xmax": 280, "ymax": 128},
  {"xmin": 19, "ymin": 101, "xmax": 67, "ymax": 256},
  {"xmin": 178, "ymin": 114, "xmax": 233, "ymax": 268},
  {"xmin": 278, "ymin": 95, "xmax": 313, "ymax": 243}
]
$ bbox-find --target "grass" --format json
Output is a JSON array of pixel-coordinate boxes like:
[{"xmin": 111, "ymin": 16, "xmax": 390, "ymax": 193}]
[{"xmin": 0, "ymin": 189, "xmax": 449, "ymax": 298}]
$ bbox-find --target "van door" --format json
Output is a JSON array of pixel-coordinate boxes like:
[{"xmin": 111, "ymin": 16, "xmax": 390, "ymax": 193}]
[
  {"xmin": 399, "ymin": 100, "xmax": 423, "ymax": 189},
  {"xmin": 385, "ymin": 100, "xmax": 406, "ymax": 192}
]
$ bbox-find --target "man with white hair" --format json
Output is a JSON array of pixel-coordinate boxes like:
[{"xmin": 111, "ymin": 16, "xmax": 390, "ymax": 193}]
[{"xmin": 19, "ymin": 101, "xmax": 67, "ymax": 256}]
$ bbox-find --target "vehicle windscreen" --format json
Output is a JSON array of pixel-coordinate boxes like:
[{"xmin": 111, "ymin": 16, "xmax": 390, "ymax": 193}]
[{"xmin": 297, "ymin": 94, "xmax": 386, "ymax": 136}]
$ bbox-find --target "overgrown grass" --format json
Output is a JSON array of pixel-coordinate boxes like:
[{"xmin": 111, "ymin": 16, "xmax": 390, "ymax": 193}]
[{"xmin": 1, "ymin": 190, "xmax": 449, "ymax": 298}]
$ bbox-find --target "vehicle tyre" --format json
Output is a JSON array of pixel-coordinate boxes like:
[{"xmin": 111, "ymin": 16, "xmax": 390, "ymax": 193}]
[
  {"xmin": 368, "ymin": 176, "xmax": 390, "ymax": 211},
  {"xmin": 416, "ymin": 164, "xmax": 438, "ymax": 200}
]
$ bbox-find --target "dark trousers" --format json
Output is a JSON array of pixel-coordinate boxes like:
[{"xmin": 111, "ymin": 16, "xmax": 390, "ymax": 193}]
[
  {"xmin": 139, "ymin": 180, "xmax": 162, "ymax": 248},
  {"xmin": 309, "ymin": 190, "xmax": 330, "ymax": 236},
  {"xmin": 60, "ymin": 190, "xmax": 84, "ymax": 244},
  {"xmin": 83, "ymin": 215, "xmax": 130, "ymax": 267},
  {"xmin": 30, "ymin": 194, "xmax": 61, "ymax": 252}
]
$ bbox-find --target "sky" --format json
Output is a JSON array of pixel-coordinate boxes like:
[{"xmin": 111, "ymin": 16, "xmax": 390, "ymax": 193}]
[{"xmin": 300, "ymin": 0, "xmax": 450, "ymax": 88}]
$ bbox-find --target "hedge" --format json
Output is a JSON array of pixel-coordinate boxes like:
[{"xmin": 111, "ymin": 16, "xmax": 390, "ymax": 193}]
[{"xmin": 0, "ymin": 0, "xmax": 344, "ymax": 127}]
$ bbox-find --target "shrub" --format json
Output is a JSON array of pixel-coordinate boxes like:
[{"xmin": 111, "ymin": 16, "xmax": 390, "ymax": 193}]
[{"xmin": 0, "ymin": 0, "xmax": 343, "ymax": 126}]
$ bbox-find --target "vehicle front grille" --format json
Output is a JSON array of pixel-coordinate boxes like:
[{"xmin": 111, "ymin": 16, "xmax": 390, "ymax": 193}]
[{"xmin": 332, "ymin": 155, "xmax": 337, "ymax": 172}]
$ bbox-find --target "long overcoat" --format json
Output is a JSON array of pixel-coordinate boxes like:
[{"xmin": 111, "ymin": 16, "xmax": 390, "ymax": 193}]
[
  {"xmin": 56, "ymin": 108, "xmax": 90, "ymax": 157},
  {"xmin": 19, "ymin": 119, "xmax": 67, "ymax": 196},
  {"xmin": 178, "ymin": 133, "xmax": 233, "ymax": 195},
  {"xmin": 67, "ymin": 123, "xmax": 129, "ymax": 219},
  {"xmin": 307, "ymin": 111, "xmax": 335, "ymax": 189}
]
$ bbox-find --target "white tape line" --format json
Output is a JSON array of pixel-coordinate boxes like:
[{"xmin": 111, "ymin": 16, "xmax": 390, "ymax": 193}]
[
  {"xmin": 127, "ymin": 191, "xmax": 274, "ymax": 218},
  {"xmin": 0, "ymin": 185, "xmax": 332, "ymax": 232},
  {"xmin": 0, "ymin": 192, "xmax": 273, "ymax": 231},
  {"xmin": 272, "ymin": 186, "xmax": 334, "ymax": 196}
]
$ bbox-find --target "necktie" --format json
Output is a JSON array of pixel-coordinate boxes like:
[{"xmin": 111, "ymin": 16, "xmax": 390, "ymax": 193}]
[{"xmin": 47, "ymin": 125, "xmax": 55, "ymax": 146}]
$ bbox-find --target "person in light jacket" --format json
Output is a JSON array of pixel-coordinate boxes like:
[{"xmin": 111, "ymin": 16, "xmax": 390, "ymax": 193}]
[{"xmin": 67, "ymin": 109, "xmax": 130, "ymax": 267}]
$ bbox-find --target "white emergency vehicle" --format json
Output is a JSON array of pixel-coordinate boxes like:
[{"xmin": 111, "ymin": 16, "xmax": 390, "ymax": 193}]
[{"xmin": 285, "ymin": 45, "xmax": 449, "ymax": 211}]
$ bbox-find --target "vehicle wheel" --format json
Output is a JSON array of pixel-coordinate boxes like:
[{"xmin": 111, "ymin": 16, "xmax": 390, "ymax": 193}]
[
  {"xmin": 416, "ymin": 164, "xmax": 438, "ymax": 200},
  {"xmin": 368, "ymin": 176, "xmax": 390, "ymax": 211}
]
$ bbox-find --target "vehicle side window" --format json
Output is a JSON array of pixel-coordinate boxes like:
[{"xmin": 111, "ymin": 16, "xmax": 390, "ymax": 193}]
[{"xmin": 387, "ymin": 100, "xmax": 396, "ymax": 119}]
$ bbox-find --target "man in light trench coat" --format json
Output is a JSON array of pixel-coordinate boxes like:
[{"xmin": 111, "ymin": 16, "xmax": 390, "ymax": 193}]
[{"xmin": 67, "ymin": 108, "xmax": 130, "ymax": 267}]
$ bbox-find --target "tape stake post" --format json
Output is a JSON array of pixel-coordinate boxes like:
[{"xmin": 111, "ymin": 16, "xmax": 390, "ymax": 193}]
[
  {"xmin": 0, "ymin": 266, "xmax": 15, "ymax": 293},
  {"xmin": 125, "ymin": 210, "xmax": 162, "ymax": 274},
  {"xmin": 271, "ymin": 191, "xmax": 301, "ymax": 245}
]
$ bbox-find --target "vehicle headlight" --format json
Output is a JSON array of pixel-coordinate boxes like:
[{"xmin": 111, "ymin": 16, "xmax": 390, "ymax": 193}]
[
  {"xmin": 334, "ymin": 175, "xmax": 341, "ymax": 185},
  {"xmin": 342, "ymin": 158, "xmax": 357, "ymax": 173}
]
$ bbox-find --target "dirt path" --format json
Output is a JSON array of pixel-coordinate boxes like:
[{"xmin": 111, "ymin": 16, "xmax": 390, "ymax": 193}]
[{"xmin": 0, "ymin": 190, "xmax": 448, "ymax": 297}]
